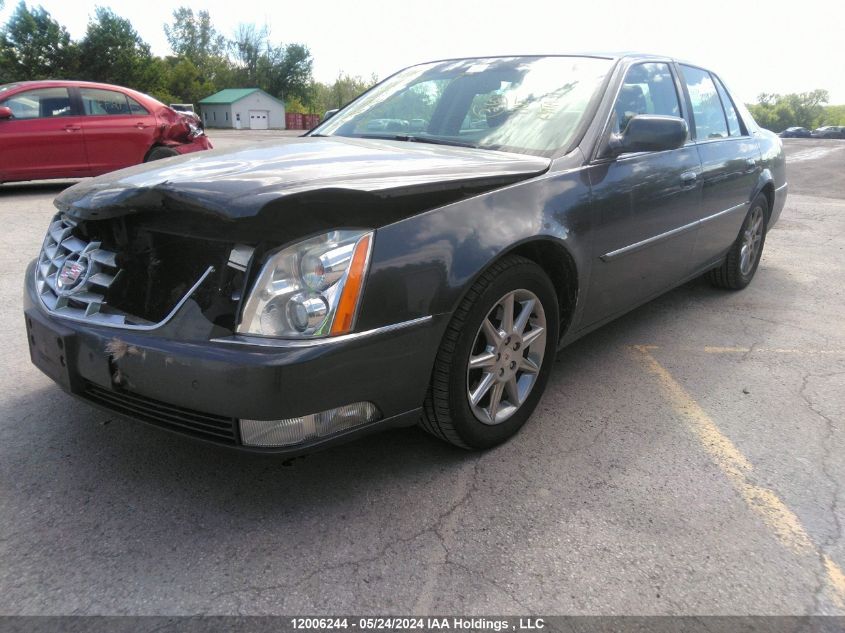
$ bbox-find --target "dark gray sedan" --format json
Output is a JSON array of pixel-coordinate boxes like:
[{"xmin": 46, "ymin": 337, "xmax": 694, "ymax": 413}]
[{"xmin": 25, "ymin": 53, "xmax": 787, "ymax": 453}]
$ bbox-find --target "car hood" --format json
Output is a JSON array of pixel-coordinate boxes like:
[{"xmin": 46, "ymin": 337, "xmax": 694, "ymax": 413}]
[{"xmin": 56, "ymin": 136, "xmax": 551, "ymax": 221}]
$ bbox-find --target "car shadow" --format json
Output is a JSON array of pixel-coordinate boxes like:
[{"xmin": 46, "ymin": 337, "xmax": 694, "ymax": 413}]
[{"xmin": 0, "ymin": 180, "xmax": 81, "ymax": 195}]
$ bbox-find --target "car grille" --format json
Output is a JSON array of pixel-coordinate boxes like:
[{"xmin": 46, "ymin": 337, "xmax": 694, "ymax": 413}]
[
  {"xmin": 35, "ymin": 213, "xmax": 131, "ymax": 326},
  {"xmin": 83, "ymin": 381, "xmax": 238, "ymax": 445}
]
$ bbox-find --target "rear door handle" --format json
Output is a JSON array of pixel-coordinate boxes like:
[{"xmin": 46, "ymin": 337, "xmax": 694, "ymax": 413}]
[
  {"xmin": 135, "ymin": 122, "xmax": 149, "ymax": 129},
  {"xmin": 680, "ymin": 171, "xmax": 698, "ymax": 186},
  {"xmin": 64, "ymin": 124, "xmax": 81, "ymax": 132}
]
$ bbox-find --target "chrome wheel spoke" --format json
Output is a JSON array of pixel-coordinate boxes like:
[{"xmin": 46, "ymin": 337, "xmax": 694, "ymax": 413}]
[
  {"xmin": 519, "ymin": 356, "xmax": 540, "ymax": 374},
  {"xmin": 500, "ymin": 292, "xmax": 515, "ymax": 334},
  {"xmin": 488, "ymin": 382, "xmax": 505, "ymax": 422},
  {"xmin": 513, "ymin": 298, "xmax": 535, "ymax": 335},
  {"xmin": 470, "ymin": 372, "xmax": 495, "ymax": 406},
  {"xmin": 505, "ymin": 376, "xmax": 521, "ymax": 405},
  {"xmin": 522, "ymin": 325, "xmax": 545, "ymax": 348},
  {"xmin": 469, "ymin": 350, "xmax": 497, "ymax": 370},
  {"xmin": 481, "ymin": 317, "xmax": 503, "ymax": 346}
]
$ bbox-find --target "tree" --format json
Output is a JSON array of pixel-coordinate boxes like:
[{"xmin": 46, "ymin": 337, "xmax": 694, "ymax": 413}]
[
  {"xmin": 78, "ymin": 8, "xmax": 154, "ymax": 92},
  {"xmin": 747, "ymin": 90, "xmax": 831, "ymax": 132},
  {"xmin": 0, "ymin": 2, "xmax": 78, "ymax": 83},
  {"xmin": 164, "ymin": 8, "xmax": 228, "ymax": 85},
  {"xmin": 230, "ymin": 24, "xmax": 313, "ymax": 103},
  {"xmin": 308, "ymin": 72, "xmax": 378, "ymax": 113}
]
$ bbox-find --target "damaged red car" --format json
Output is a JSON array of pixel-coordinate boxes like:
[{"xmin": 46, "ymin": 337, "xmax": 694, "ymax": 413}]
[{"xmin": 0, "ymin": 80, "xmax": 211, "ymax": 184}]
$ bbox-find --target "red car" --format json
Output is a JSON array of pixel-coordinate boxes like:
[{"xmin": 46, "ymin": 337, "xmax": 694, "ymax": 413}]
[{"xmin": 0, "ymin": 80, "xmax": 212, "ymax": 184}]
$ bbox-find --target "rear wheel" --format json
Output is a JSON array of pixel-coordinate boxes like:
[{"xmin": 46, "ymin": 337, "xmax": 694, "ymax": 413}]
[
  {"xmin": 708, "ymin": 194, "xmax": 768, "ymax": 290},
  {"xmin": 145, "ymin": 146, "xmax": 180, "ymax": 162},
  {"xmin": 421, "ymin": 255, "xmax": 559, "ymax": 449}
]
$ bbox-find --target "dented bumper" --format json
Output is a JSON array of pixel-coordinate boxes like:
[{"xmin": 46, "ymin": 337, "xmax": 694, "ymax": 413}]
[
  {"xmin": 24, "ymin": 260, "xmax": 439, "ymax": 454},
  {"xmin": 171, "ymin": 134, "xmax": 213, "ymax": 155}
]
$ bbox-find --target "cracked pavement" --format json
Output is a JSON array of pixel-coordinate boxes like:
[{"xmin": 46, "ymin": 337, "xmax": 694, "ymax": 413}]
[{"xmin": 0, "ymin": 135, "xmax": 843, "ymax": 615}]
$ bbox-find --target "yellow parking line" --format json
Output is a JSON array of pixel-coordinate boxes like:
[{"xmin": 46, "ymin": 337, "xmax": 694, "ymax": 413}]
[{"xmin": 632, "ymin": 344, "xmax": 845, "ymax": 609}]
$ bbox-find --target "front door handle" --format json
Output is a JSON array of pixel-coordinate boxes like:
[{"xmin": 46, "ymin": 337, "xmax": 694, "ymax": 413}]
[
  {"xmin": 680, "ymin": 171, "xmax": 698, "ymax": 186},
  {"xmin": 135, "ymin": 122, "xmax": 149, "ymax": 129},
  {"xmin": 64, "ymin": 124, "xmax": 81, "ymax": 132},
  {"xmin": 745, "ymin": 158, "xmax": 758, "ymax": 172}
]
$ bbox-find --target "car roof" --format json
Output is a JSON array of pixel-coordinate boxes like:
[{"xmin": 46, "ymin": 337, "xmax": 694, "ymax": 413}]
[
  {"xmin": 416, "ymin": 52, "xmax": 687, "ymax": 64},
  {"xmin": 0, "ymin": 80, "xmax": 161, "ymax": 104}
]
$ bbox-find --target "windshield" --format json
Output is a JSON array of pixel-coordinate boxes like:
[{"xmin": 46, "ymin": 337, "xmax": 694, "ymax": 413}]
[{"xmin": 312, "ymin": 56, "xmax": 613, "ymax": 157}]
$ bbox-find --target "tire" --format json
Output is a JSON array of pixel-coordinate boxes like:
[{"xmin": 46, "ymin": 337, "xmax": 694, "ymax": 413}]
[
  {"xmin": 145, "ymin": 146, "xmax": 180, "ymax": 162},
  {"xmin": 708, "ymin": 194, "xmax": 768, "ymax": 290},
  {"xmin": 421, "ymin": 255, "xmax": 559, "ymax": 449}
]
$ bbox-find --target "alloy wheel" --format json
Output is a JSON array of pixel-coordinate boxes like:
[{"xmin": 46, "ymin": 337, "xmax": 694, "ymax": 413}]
[
  {"xmin": 740, "ymin": 205, "xmax": 764, "ymax": 276},
  {"xmin": 466, "ymin": 289, "xmax": 547, "ymax": 425}
]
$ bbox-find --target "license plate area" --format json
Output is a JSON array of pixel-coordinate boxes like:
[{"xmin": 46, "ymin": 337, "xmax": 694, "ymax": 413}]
[{"xmin": 25, "ymin": 310, "xmax": 76, "ymax": 392}]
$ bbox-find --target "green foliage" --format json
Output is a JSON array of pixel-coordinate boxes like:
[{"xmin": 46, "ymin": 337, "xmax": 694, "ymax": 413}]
[
  {"xmin": 78, "ymin": 8, "xmax": 154, "ymax": 92},
  {"xmin": 0, "ymin": 3, "xmax": 318, "ymax": 111},
  {"xmin": 746, "ymin": 90, "xmax": 840, "ymax": 132},
  {"xmin": 229, "ymin": 24, "xmax": 312, "ymax": 103},
  {"xmin": 308, "ymin": 72, "xmax": 379, "ymax": 114},
  {"xmin": 0, "ymin": 2, "xmax": 78, "ymax": 83}
]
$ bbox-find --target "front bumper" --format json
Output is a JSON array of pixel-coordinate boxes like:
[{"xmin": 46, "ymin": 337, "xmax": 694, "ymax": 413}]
[
  {"xmin": 172, "ymin": 134, "xmax": 213, "ymax": 155},
  {"xmin": 24, "ymin": 261, "xmax": 444, "ymax": 454}
]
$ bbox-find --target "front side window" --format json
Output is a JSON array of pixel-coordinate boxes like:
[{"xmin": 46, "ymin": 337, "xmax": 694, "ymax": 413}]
[
  {"xmin": 313, "ymin": 56, "xmax": 614, "ymax": 157},
  {"xmin": 2, "ymin": 87, "xmax": 72, "ymax": 119},
  {"xmin": 80, "ymin": 88, "xmax": 146, "ymax": 116},
  {"xmin": 680, "ymin": 65, "xmax": 729, "ymax": 140},
  {"xmin": 612, "ymin": 62, "xmax": 682, "ymax": 134}
]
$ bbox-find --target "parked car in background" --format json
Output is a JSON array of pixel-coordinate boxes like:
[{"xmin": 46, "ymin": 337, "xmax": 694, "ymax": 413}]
[
  {"xmin": 811, "ymin": 125, "xmax": 845, "ymax": 139},
  {"xmin": 0, "ymin": 81, "xmax": 211, "ymax": 184},
  {"xmin": 779, "ymin": 127, "xmax": 812, "ymax": 138},
  {"xmin": 24, "ymin": 54, "xmax": 786, "ymax": 454}
]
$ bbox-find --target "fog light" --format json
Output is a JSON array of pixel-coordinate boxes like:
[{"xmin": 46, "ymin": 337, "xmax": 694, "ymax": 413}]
[{"xmin": 239, "ymin": 402, "xmax": 380, "ymax": 447}]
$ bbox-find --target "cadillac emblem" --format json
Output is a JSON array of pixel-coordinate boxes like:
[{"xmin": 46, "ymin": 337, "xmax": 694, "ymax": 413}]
[{"xmin": 57, "ymin": 255, "xmax": 88, "ymax": 293}]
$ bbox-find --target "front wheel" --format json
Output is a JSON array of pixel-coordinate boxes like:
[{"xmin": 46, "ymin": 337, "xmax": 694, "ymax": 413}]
[
  {"xmin": 421, "ymin": 255, "xmax": 559, "ymax": 449},
  {"xmin": 145, "ymin": 146, "xmax": 180, "ymax": 162},
  {"xmin": 708, "ymin": 194, "xmax": 768, "ymax": 290}
]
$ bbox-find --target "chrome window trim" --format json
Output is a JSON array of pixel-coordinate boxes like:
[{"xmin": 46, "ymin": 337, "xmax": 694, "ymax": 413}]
[{"xmin": 212, "ymin": 315, "xmax": 433, "ymax": 348}]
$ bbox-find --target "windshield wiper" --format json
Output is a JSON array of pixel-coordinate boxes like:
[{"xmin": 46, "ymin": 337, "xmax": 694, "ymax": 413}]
[{"xmin": 357, "ymin": 134, "xmax": 479, "ymax": 149}]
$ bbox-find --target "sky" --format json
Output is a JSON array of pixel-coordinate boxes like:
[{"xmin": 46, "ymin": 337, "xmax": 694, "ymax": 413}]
[{"xmin": 1, "ymin": 0, "xmax": 843, "ymax": 104}]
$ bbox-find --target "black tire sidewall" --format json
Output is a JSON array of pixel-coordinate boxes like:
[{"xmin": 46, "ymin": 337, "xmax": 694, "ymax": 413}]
[
  {"xmin": 146, "ymin": 147, "xmax": 180, "ymax": 162},
  {"xmin": 733, "ymin": 195, "xmax": 769, "ymax": 286},
  {"xmin": 445, "ymin": 262, "xmax": 559, "ymax": 449}
]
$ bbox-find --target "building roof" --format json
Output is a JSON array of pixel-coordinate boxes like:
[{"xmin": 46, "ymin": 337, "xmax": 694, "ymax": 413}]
[{"xmin": 199, "ymin": 88, "xmax": 283, "ymax": 105}]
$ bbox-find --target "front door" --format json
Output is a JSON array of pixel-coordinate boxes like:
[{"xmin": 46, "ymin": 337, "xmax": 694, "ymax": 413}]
[
  {"xmin": 0, "ymin": 86, "xmax": 89, "ymax": 182},
  {"xmin": 581, "ymin": 62, "xmax": 703, "ymax": 326}
]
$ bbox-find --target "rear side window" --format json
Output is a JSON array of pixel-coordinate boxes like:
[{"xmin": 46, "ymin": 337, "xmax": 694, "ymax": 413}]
[
  {"xmin": 712, "ymin": 76, "xmax": 743, "ymax": 137},
  {"xmin": 680, "ymin": 65, "xmax": 729, "ymax": 140},
  {"xmin": 613, "ymin": 62, "xmax": 682, "ymax": 134},
  {"xmin": 81, "ymin": 88, "xmax": 148, "ymax": 116},
  {"xmin": 2, "ymin": 87, "xmax": 72, "ymax": 119}
]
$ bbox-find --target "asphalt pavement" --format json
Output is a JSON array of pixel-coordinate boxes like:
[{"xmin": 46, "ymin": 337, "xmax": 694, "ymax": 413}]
[{"xmin": 0, "ymin": 135, "xmax": 843, "ymax": 615}]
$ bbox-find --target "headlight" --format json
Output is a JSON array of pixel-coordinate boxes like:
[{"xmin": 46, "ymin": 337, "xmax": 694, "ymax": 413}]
[{"xmin": 237, "ymin": 230, "xmax": 373, "ymax": 338}]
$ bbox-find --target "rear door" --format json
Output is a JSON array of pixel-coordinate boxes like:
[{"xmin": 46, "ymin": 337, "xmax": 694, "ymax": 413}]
[
  {"xmin": 0, "ymin": 86, "xmax": 89, "ymax": 182},
  {"xmin": 678, "ymin": 65, "xmax": 761, "ymax": 264},
  {"xmin": 78, "ymin": 87, "xmax": 158, "ymax": 174},
  {"xmin": 582, "ymin": 61, "xmax": 703, "ymax": 326}
]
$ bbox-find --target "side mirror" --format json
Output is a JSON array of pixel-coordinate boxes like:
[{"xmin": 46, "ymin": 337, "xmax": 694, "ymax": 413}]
[
  {"xmin": 0, "ymin": 106, "xmax": 12, "ymax": 120},
  {"xmin": 606, "ymin": 115, "xmax": 687, "ymax": 157}
]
